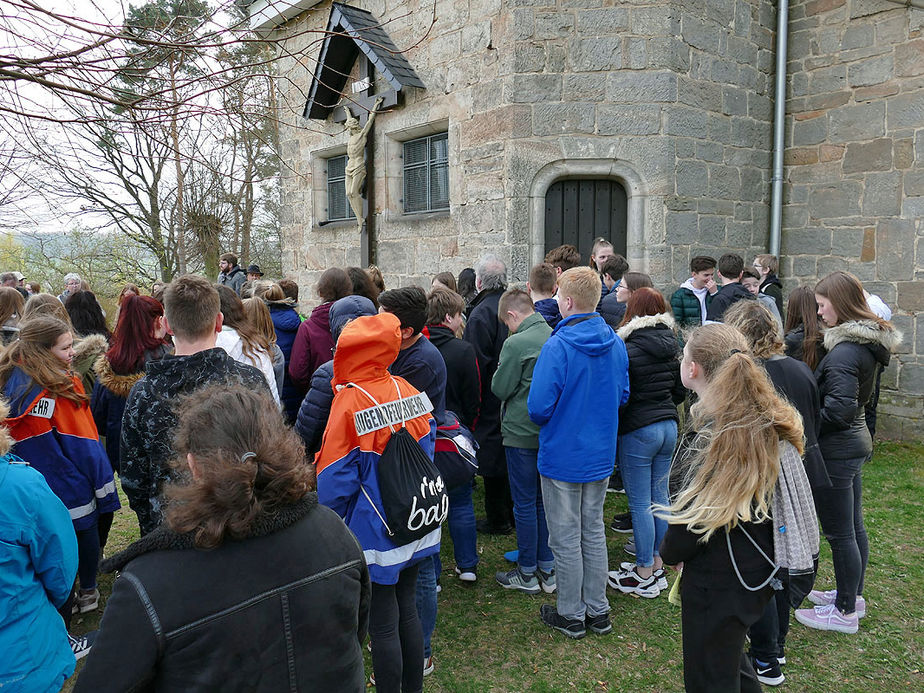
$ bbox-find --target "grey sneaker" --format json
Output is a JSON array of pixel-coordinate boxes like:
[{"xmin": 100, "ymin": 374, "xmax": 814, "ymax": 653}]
[
  {"xmin": 495, "ymin": 567, "xmax": 540, "ymax": 594},
  {"xmin": 72, "ymin": 587, "xmax": 99, "ymax": 614},
  {"xmin": 619, "ymin": 562, "xmax": 668, "ymax": 590},
  {"xmin": 538, "ymin": 568, "xmax": 557, "ymax": 594}
]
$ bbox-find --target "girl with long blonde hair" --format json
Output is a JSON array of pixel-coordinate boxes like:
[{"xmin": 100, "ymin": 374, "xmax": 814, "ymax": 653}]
[
  {"xmin": 659, "ymin": 323, "xmax": 803, "ymax": 693},
  {"xmin": 0, "ymin": 316, "xmax": 120, "ymax": 618}
]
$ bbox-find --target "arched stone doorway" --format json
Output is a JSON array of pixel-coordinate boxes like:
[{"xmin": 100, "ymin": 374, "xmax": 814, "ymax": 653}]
[{"xmin": 544, "ymin": 179, "xmax": 628, "ymax": 260}]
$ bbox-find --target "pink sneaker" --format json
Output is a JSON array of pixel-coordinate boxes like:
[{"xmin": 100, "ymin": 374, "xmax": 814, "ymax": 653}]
[
  {"xmin": 807, "ymin": 589, "xmax": 866, "ymax": 618},
  {"xmin": 795, "ymin": 603, "xmax": 859, "ymax": 634}
]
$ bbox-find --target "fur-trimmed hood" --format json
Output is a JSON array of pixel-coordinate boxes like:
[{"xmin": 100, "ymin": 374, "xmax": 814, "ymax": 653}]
[
  {"xmin": 823, "ymin": 319, "xmax": 902, "ymax": 358},
  {"xmin": 93, "ymin": 354, "xmax": 144, "ymax": 398},
  {"xmin": 73, "ymin": 333, "xmax": 107, "ymax": 362},
  {"xmin": 617, "ymin": 311, "xmax": 676, "ymax": 340},
  {"xmin": 102, "ymin": 494, "xmax": 318, "ymax": 573}
]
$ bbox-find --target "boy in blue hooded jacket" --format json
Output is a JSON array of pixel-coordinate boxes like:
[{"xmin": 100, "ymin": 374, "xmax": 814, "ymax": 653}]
[{"xmin": 528, "ymin": 267, "xmax": 630, "ymax": 639}]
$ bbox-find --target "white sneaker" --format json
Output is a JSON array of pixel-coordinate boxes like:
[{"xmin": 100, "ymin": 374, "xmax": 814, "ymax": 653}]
[
  {"xmin": 807, "ymin": 589, "xmax": 866, "ymax": 618},
  {"xmin": 795, "ymin": 603, "xmax": 859, "ymax": 634},
  {"xmin": 454, "ymin": 566, "xmax": 477, "ymax": 583}
]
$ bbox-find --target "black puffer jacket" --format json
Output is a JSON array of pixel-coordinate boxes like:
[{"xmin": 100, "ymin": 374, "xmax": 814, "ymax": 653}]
[
  {"xmin": 75, "ymin": 495, "xmax": 370, "ymax": 693},
  {"xmin": 784, "ymin": 324, "xmax": 828, "ymax": 369},
  {"xmin": 815, "ymin": 320, "xmax": 901, "ymax": 462},
  {"xmin": 616, "ymin": 313, "xmax": 685, "ymax": 434}
]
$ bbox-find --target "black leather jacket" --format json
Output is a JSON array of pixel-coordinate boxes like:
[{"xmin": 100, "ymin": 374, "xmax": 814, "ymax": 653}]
[{"xmin": 75, "ymin": 495, "xmax": 370, "ymax": 693}]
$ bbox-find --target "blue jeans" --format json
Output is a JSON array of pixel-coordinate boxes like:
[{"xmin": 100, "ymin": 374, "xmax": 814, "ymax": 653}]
[
  {"xmin": 540, "ymin": 476, "xmax": 610, "ymax": 621},
  {"xmin": 505, "ymin": 447, "xmax": 553, "ymax": 573},
  {"xmin": 415, "ymin": 555, "xmax": 437, "ymax": 659},
  {"xmin": 446, "ymin": 480, "xmax": 478, "ymax": 571},
  {"xmin": 618, "ymin": 419, "xmax": 677, "ymax": 568}
]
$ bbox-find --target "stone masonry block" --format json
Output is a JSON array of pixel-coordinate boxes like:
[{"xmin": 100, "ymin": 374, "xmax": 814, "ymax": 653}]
[
  {"xmin": 562, "ymin": 74, "xmax": 606, "ymax": 102},
  {"xmin": 792, "ymin": 116, "xmax": 828, "ymax": 146},
  {"xmin": 535, "ymin": 12, "xmax": 574, "ymax": 40},
  {"xmin": 876, "ymin": 218, "xmax": 914, "ymax": 280},
  {"xmin": 596, "ymin": 104, "xmax": 661, "ymax": 135},
  {"xmin": 505, "ymin": 74, "xmax": 562, "ymax": 104},
  {"xmin": 647, "ymin": 37, "xmax": 690, "ymax": 72},
  {"xmin": 809, "ymin": 183, "xmax": 862, "ymax": 218},
  {"xmin": 828, "ymin": 102, "xmax": 885, "ymax": 141},
  {"xmin": 676, "ymin": 160, "xmax": 709, "ymax": 196},
  {"xmin": 631, "ymin": 6, "xmax": 679, "ymax": 36},
  {"xmin": 808, "ymin": 65, "xmax": 846, "ymax": 94},
  {"xmin": 682, "ymin": 15, "xmax": 722, "ymax": 53},
  {"xmin": 571, "ymin": 37, "xmax": 623, "ymax": 71},
  {"xmin": 841, "ymin": 24, "xmax": 874, "ymax": 50},
  {"xmin": 698, "ymin": 216, "xmax": 726, "ymax": 246},
  {"xmin": 842, "ymin": 138, "xmax": 892, "ymax": 173},
  {"xmin": 895, "ymin": 39, "xmax": 924, "ymax": 78},
  {"xmin": 905, "ymin": 169, "xmax": 924, "ymax": 196},
  {"xmin": 665, "ymin": 106, "xmax": 709, "ymax": 137},
  {"xmin": 899, "ymin": 364, "xmax": 924, "ymax": 396},
  {"xmin": 887, "ymin": 93, "xmax": 924, "ymax": 130},
  {"xmin": 665, "ymin": 211, "xmax": 698, "ymax": 244},
  {"xmin": 627, "ymin": 38, "xmax": 648, "ymax": 70},
  {"xmin": 847, "ymin": 55, "xmax": 894, "ymax": 88},
  {"xmin": 723, "ymin": 87, "xmax": 749, "ymax": 116},
  {"xmin": 532, "ymin": 103, "xmax": 596, "ymax": 136},
  {"xmin": 576, "ymin": 9, "xmax": 629, "ymax": 34},
  {"xmin": 862, "ymin": 171, "xmax": 902, "ymax": 217},
  {"xmin": 607, "ymin": 71, "xmax": 678, "ymax": 103},
  {"xmin": 460, "ymin": 105, "xmax": 532, "ymax": 148},
  {"xmin": 709, "ymin": 165, "xmax": 741, "ymax": 200}
]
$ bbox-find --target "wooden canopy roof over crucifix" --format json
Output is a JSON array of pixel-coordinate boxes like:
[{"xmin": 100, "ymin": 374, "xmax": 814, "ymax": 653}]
[{"xmin": 303, "ymin": 3, "xmax": 425, "ymax": 122}]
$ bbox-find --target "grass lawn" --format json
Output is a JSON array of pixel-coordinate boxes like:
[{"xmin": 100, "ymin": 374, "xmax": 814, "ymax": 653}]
[{"xmin": 64, "ymin": 440, "xmax": 923, "ymax": 691}]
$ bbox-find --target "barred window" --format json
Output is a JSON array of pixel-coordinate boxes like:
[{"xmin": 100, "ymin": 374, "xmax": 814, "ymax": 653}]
[
  {"xmin": 326, "ymin": 155, "xmax": 354, "ymax": 222},
  {"xmin": 403, "ymin": 132, "xmax": 449, "ymax": 214}
]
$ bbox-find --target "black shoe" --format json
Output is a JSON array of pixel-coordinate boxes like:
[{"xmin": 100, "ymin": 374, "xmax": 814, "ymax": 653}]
[
  {"xmin": 585, "ymin": 612, "xmax": 612, "ymax": 635},
  {"xmin": 539, "ymin": 604, "xmax": 586, "ymax": 639},
  {"xmin": 68, "ymin": 631, "xmax": 97, "ymax": 661},
  {"xmin": 607, "ymin": 473, "xmax": 625, "ymax": 494},
  {"xmin": 610, "ymin": 512, "xmax": 633, "ymax": 533},
  {"xmin": 476, "ymin": 518, "xmax": 513, "ymax": 535},
  {"xmin": 752, "ymin": 657, "xmax": 785, "ymax": 686}
]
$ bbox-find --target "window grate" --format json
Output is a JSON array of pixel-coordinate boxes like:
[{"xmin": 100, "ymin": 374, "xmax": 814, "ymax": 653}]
[{"xmin": 403, "ymin": 132, "xmax": 449, "ymax": 214}]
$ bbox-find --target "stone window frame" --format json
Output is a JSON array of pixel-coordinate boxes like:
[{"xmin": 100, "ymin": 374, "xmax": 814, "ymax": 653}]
[
  {"xmin": 528, "ymin": 159, "xmax": 648, "ymax": 271},
  {"xmin": 383, "ymin": 119, "xmax": 451, "ymax": 222},
  {"xmin": 309, "ymin": 143, "xmax": 354, "ymax": 230}
]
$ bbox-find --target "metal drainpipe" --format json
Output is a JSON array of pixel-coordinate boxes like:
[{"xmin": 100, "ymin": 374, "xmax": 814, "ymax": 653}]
[{"xmin": 769, "ymin": 0, "xmax": 789, "ymax": 258}]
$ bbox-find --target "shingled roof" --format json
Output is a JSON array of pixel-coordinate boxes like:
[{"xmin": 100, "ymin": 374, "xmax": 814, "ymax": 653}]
[{"xmin": 303, "ymin": 3, "xmax": 425, "ymax": 120}]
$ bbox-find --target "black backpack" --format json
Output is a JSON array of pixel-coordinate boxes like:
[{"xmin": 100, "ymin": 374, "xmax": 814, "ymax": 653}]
[{"xmin": 352, "ymin": 380, "xmax": 448, "ymax": 544}]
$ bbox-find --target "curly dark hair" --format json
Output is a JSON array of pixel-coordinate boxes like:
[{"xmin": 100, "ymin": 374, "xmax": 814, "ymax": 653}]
[{"xmin": 165, "ymin": 385, "xmax": 315, "ymax": 549}]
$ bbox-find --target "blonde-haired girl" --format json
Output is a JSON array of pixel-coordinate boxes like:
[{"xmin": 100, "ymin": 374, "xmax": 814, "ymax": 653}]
[
  {"xmin": 0, "ymin": 316, "xmax": 120, "ymax": 617},
  {"xmin": 659, "ymin": 323, "xmax": 804, "ymax": 693}
]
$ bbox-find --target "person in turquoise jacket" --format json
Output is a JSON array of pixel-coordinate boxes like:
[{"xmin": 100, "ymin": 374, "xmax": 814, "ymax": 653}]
[{"xmin": 0, "ymin": 404, "xmax": 79, "ymax": 693}]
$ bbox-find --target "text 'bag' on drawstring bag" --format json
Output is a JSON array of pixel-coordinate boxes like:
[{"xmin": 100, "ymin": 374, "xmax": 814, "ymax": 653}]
[{"xmin": 350, "ymin": 379, "xmax": 448, "ymax": 544}]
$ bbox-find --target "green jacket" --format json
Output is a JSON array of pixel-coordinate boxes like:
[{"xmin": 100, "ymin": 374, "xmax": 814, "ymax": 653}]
[
  {"xmin": 491, "ymin": 313, "xmax": 552, "ymax": 449},
  {"xmin": 670, "ymin": 283, "xmax": 714, "ymax": 329}
]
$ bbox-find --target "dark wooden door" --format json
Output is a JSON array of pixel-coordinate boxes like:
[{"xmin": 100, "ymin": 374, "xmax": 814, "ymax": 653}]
[{"xmin": 544, "ymin": 179, "xmax": 628, "ymax": 260}]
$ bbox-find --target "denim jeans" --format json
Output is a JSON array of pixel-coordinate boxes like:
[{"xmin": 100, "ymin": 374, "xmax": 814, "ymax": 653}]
[
  {"xmin": 76, "ymin": 522, "xmax": 100, "ymax": 590},
  {"xmin": 540, "ymin": 476, "xmax": 610, "ymax": 621},
  {"xmin": 446, "ymin": 480, "xmax": 478, "ymax": 570},
  {"xmin": 617, "ymin": 419, "xmax": 677, "ymax": 568},
  {"xmin": 505, "ymin": 447, "xmax": 554, "ymax": 573},
  {"xmin": 813, "ymin": 455, "xmax": 868, "ymax": 613},
  {"xmin": 414, "ymin": 555, "xmax": 437, "ymax": 659}
]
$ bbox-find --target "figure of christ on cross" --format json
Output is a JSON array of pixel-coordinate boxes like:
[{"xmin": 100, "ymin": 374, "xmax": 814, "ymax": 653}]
[{"xmin": 344, "ymin": 95, "xmax": 385, "ymax": 229}]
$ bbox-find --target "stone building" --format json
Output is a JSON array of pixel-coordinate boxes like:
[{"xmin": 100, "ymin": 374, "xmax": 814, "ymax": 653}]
[{"xmin": 249, "ymin": 0, "xmax": 923, "ymax": 439}]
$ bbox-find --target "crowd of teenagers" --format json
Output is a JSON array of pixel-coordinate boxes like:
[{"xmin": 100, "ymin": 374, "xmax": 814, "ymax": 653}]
[{"xmin": 0, "ymin": 243, "xmax": 901, "ymax": 692}]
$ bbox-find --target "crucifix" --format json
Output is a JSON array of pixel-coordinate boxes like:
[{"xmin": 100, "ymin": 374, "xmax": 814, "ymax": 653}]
[{"xmin": 332, "ymin": 57, "xmax": 397, "ymax": 267}]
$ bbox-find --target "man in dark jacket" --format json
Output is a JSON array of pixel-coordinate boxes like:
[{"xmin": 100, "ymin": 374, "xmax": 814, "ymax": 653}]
[
  {"xmin": 705, "ymin": 253, "xmax": 755, "ymax": 322},
  {"xmin": 120, "ymin": 275, "xmax": 268, "ymax": 535},
  {"xmin": 426, "ymin": 288, "xmax": 480, "ymax": 428},
  {"xmin": 528, "ymin": 262, "xmax": 561, "ymax": 330},
  {"xmin": 217, "ymin": 252, "xmax": 246, "ymax": 295},
  {"xmin": 464, "ymin": 254, "xmax": 512, "ymax": 534}
]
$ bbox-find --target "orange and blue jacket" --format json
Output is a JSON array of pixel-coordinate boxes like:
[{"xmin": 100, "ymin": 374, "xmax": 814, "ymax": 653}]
[
  {"xmin": 4, "ymin": 366, "xmax": 120, "ymax": 531},
  {"xmin": 316, "ymin": 313, "xmax": 438, "ymax": 585}
]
